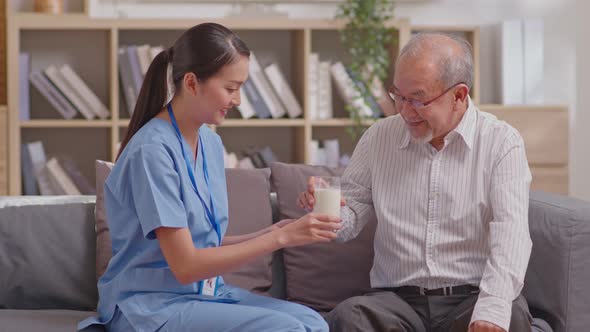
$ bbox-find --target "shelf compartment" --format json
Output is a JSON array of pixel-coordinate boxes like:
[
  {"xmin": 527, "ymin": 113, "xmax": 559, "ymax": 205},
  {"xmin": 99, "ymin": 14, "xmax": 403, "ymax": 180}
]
[
  {"xmin": 21, "ymin": 29, "xmax": 111, "ymax": 120},
  {"xmin": 21, "ymin": 128, "xmax": 111, "ymax": 188}
]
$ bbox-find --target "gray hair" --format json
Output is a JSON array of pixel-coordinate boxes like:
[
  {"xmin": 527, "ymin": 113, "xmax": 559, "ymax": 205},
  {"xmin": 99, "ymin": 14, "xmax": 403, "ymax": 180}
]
[{"xmin": 397, "ymin": 32, "xmax": 474, "ymax": 91}]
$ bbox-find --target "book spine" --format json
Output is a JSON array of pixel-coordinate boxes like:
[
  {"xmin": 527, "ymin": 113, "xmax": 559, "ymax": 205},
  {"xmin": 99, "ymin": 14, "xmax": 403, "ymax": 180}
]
[
  {"xmin": 249, "ymin": 53, "xmax": 287, "ymax": 119},
  {"xmin": 59, "ymin": 64, "xmax": 110, "ymax": 119},
  {"xmin": 44, "ymin": 65, "xmax": 96, "ymax": 120},
  {"xmin": 29, "ymin": 71, "xmax": 77, "ymax": 119},
  {"xmin": 118, "ymin": 47, "xmax": 138, "ymax": 115},
  {"xmin": 264, "ymin": 63, "xmax": 303, "ymax": 119},
  {"xmin": 243, "ymin": 79, "xmax": 271, "ymax": 119},
  {"xmin": 19, "ymin": 53, "xmax": 31, "ymax": 121}
]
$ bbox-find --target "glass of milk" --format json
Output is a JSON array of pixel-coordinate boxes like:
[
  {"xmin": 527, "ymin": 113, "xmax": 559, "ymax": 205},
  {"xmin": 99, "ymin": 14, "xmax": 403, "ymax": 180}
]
[{"xmin": 312, "ymin": 176, "xmax": 341, "ymax": 217}]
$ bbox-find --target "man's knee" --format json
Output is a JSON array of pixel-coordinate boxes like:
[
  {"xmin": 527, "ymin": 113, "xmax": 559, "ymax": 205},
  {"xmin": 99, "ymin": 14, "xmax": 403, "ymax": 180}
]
[
  {"xmin": 327, "ymin": 296, "xmax": 364, "ymax": 329},
  {"xmin": 327, "ymin": 294, "xmax": 420, "ymax": 332}
]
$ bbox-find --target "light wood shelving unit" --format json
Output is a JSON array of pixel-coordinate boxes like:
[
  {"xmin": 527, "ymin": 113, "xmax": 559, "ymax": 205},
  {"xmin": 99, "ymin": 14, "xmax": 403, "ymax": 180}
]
[
  {"xmin": 5, "ymin": 12, "xmax": 568, "ymax": 196},
  {"xmin": 0, "ymin": 105, "xmax": 7, "ymax": 195},
  {"xmin": 6, "ymin": 13, "xmax": 413, "ymax": 195}
]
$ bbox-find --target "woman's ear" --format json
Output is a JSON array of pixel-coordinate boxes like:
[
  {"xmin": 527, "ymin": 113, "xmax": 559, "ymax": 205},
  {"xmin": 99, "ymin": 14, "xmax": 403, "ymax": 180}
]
[{"xmin": 182, "ymin": 72, "xmax": 199, "ymax": 97}]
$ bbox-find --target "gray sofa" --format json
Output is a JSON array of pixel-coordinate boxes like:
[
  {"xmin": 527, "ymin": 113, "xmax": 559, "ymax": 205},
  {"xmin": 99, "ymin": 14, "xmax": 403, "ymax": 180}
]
[{"xmin": 1, "ymin": 163, "xmax": 589, "ymax": 332}]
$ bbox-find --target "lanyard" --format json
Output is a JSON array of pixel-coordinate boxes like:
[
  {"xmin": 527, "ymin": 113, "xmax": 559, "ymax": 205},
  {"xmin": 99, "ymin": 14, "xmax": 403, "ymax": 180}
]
[{"xmin": 167, "ymin": 104, "xmax": 221, "ymax": 247}]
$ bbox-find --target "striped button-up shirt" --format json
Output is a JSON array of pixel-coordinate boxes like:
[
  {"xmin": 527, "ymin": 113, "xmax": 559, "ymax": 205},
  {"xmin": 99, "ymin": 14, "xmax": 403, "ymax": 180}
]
[{"xmin": 338, "ymin": 100, "xmax": 532, "ymax": 330}]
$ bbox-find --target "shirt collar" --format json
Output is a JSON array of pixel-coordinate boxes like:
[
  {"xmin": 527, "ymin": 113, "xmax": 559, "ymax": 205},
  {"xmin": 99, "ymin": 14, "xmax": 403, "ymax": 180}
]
[
  {"xmin": 452, "ymin": 97, "xmax": 477, "ymax": 150},
  {"xmin": 398, "ymin": 96, "xmax": 477, "ymax": 150}
]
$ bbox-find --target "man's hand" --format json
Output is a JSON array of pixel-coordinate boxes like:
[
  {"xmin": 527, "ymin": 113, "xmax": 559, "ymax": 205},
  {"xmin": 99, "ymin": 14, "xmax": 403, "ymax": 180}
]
[
  {"xmin": 468, "ymin": 320, "xmax": 505, "ymax": 332},
  {"xmin": 297, "ymin": 176, "xmax": 346, "ymax": 211}
]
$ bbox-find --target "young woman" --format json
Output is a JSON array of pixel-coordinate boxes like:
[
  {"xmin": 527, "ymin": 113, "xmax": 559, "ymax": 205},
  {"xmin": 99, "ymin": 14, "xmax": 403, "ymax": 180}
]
[{"xmin": 78, "ymin": 23, "xmax": 341, "ymax": 332}]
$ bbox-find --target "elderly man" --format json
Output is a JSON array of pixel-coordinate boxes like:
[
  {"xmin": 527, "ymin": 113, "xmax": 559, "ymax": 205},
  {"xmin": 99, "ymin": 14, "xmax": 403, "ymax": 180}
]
[{"xmin": 299, "ymin": 33, "xmax": 532, "ymax": 332}]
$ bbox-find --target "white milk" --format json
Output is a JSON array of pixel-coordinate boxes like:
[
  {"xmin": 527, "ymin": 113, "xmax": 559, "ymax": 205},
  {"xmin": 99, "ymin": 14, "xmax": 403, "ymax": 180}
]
[{"xmin": 313, "ymin": 188, "xmax": 341, "ymax": 217}]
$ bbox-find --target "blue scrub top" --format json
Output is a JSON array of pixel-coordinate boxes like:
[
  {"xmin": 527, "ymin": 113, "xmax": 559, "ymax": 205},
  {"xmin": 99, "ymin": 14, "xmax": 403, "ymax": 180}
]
[{"xmin": 79, "ymin": 118, "xmax": 241, "ymax": 332}]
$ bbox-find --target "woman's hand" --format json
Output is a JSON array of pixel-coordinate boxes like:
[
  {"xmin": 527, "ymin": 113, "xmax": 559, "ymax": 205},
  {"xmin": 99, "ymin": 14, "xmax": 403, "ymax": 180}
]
[
  {"xmin": 276, "ymin": 213, "xmax": 342, "ymax": 248},
  {"xmin": 272, "ymin": 218, "xmax": 297, "ymax": 230}
]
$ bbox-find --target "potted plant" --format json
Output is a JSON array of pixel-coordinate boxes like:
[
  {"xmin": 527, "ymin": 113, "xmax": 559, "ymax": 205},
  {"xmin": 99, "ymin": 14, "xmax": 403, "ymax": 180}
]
[{"xmin": 336, "ymin": 0, "xmax": 396, "ymax": 140}]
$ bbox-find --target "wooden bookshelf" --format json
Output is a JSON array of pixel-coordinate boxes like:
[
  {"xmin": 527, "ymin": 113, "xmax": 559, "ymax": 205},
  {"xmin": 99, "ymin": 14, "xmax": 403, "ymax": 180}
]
[
  {"xmin": 0, "ymin": 105, "xmax": 7, "ymax": 195},
  {"xmin": 6, "ymin": 13, "xmax": 411, "ymax": 195}
]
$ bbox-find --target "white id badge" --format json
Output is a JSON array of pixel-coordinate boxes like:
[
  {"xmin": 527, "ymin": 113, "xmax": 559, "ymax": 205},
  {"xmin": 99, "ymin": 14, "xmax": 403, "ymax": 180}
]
[{"xmin": 201, "ymin": 276, "xmax": 218, "ymax": 296}]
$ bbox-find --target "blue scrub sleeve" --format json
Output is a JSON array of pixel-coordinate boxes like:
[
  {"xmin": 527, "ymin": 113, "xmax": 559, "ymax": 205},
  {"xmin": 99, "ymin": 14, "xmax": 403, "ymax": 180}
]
[{"xmin": 129, "ymin": 144, "xmax": 188, "ymax": 239}]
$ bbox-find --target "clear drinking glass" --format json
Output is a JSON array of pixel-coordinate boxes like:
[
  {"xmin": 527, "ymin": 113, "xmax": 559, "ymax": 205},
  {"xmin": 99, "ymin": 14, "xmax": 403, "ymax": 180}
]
[{"xmin": 312, "ymin": 176, "xmax": 341, "ymax": 217}]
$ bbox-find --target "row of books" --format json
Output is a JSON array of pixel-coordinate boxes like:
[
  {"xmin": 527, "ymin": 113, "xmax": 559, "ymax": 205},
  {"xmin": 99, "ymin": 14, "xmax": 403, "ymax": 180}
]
[
  {"xmin": 309, "ymin": 55, "xmax": 396, "ymax": 120},
  {"xmin": 235, "ymin": 52, "xmax": 303, "ymax": 120},
  {"xmin": 118, "ymin": 44, "xmax": 164, "ymax": 115},
  {"xmin": 223, "ymin": 146, "xmax": 279, "ymax": 169},
  {"xmin": 19, "ymin": 48, "xmax": 394, "ymax": 122},
  {"xmin": 21, "ymin": 141, "xmax": 95, "ymax": 196},
  {"xmin": 309, "ymin": 139, "xmax": 350, "ymax": 168},
  {"xmin": 20, "ymin": 53, "xmax": 110, "ymax": 121},
  {"xmin": 223, "ymin": 140, "xmax": 350, "ymax": 170}
]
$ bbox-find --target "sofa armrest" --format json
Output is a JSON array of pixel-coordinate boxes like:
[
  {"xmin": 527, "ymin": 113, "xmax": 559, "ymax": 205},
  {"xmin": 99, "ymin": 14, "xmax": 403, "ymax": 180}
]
[{"xmin": 524, "ymin": 191, "xmax": 590, "ymax": 332}]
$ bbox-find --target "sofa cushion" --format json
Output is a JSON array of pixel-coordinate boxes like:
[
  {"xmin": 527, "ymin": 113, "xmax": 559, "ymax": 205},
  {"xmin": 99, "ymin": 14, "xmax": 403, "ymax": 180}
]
[
  {"xmin": 95, "ymin": 161, "xmax": 274, "ymax": 293},
  {"xmin": 0, "ymin": 196, "xmax": 98, "ymax": 310},
  {"xmin": 223, "ymin": 168, "xmax": 274, "ymax": 294},
  {"xmin": 95, "ymin": 160, "xmax": 114, "ymax": 281},
  {"xmin": 270, "ymin": 162, "xmax": 376, "ymax": 312},
  {"xmin": 0, "ymin": 309, "xmax": 102, "ymax": 332},
  {"xmin": 525, "ymin": 191, "xmax": 590, "ymax": 332}
]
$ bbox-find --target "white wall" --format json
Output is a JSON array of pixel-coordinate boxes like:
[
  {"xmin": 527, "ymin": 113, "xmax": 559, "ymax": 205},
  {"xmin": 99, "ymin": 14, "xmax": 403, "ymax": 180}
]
[
  {"xmin": 574, "ymin": 0, "xmax": 590, "ymax": 201},
  {"xmin": 11, "ymin": 0, "xmax": 588, "ymax": 199}
]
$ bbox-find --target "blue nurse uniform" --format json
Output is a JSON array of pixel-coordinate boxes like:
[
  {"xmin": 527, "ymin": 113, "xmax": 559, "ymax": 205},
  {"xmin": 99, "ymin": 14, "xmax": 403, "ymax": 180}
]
[{"xmin": 78, "ymin": 117, "xmax": 328, "ymax": 332}]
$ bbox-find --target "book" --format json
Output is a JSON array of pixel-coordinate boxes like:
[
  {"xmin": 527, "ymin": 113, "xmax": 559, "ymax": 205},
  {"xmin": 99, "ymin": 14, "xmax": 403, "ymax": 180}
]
[
  {"xmin": 238, "ymin": 157, "xmax": 256, "ymax": 169},
  {"xmin": 59, "ymin": 64, "xmax": 110, "ymax": 119},
  {"xmin": 318, "ymin": 61, "xmax": 333, "ymax": 119},
  {"xmin": 346, "ymin": 67, "xmax": 383, "ymax": 118},
  {"xmin": 324, "ymin": 139, "xmax": 340, "ymax": 168},
  {"xmin": 19, "ymin": 53, "xmax": 31, "ymax": 121},
  {"xmin": 45, "ymin": 157, "xmax": 81, "ymax": 195},
  {"xmin": 118, "ymin": 47, "xmax": 138, "ymax": 115},
  {"xmin": 126, "ymin": 45, "xmax": 144, "ymax": 97},
  {"xmin": 242, "ymin": 79, "xmax": 271, "ymax": 119},
  {"xmin": 29, "ymin": 71, "xmax": 77, "ymax": 119},
  {"xmin": 150, "ymin": 45, "xmax": 165, "ymax": 61},
  {"xmin": 44, "ymin": 65, "xmax": 96, "ymax": 120},
  {"xmin": 258, "ymin": 146, "xmax": 278, "ymax": 167},
  {"xmin": 136, "ymin": 44, "xmax": 152, "ymax": 76},
  {"xmin": 59, "ymin": 156, "xmax": 96, "ymax": 195},
  {"xmin": 224, "ymin": 152, "xmax": 239, "ymax": 169},
  {"xmin": 21, "ymin": 143, "xmax": 38, "ymax": 195},
  {"xmin": 264, "ymin": 63, "xmax": 303, "ymax": 119},
  {"xmin": 249, "ymin": 53, "xmax": 287, "ymax": 119},
  {"xmin": 330, "ymin": 62, "xmax": 373, "ymax": 118},
  {"xmin": 308, "ymin": 53, "xmax": 320, "ymax": 120},
  {"xmin": 26, "ymin": 141, "xmax": 54, "ymax": 195},
  {"xmin": 309, "ymin": 140, "xmax": 320, "ymax": 165},
  {"xmin": 237, "ymin": 86, "xmax": 256, "ymax": 119},
  {"xmin": 246, "ymin": 148, "xmax": 266, "ymax": 168},
  {"xmin": 363, "ymin": 64, "xmax": 396, "ymax": 116}
]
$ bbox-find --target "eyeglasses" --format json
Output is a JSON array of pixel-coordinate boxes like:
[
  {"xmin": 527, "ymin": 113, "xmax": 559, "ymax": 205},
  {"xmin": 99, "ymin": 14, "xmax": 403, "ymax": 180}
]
[{"xmin": 388, "ymin": 82, "xmax": 466, "ymax": 110}]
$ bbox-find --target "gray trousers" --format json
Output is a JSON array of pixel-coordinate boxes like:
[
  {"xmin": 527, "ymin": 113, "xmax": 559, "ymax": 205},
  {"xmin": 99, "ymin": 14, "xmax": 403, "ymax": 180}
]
[{"xmin": 326, "ymin": 290, "xmax": 532, "ymax": 332}]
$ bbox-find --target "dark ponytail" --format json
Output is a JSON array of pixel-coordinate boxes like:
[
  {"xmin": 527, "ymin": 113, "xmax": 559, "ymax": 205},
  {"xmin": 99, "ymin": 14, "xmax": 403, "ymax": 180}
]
[{"xmin": 116, "ymin": 23, "xmax": 250, "ymax": 160}]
